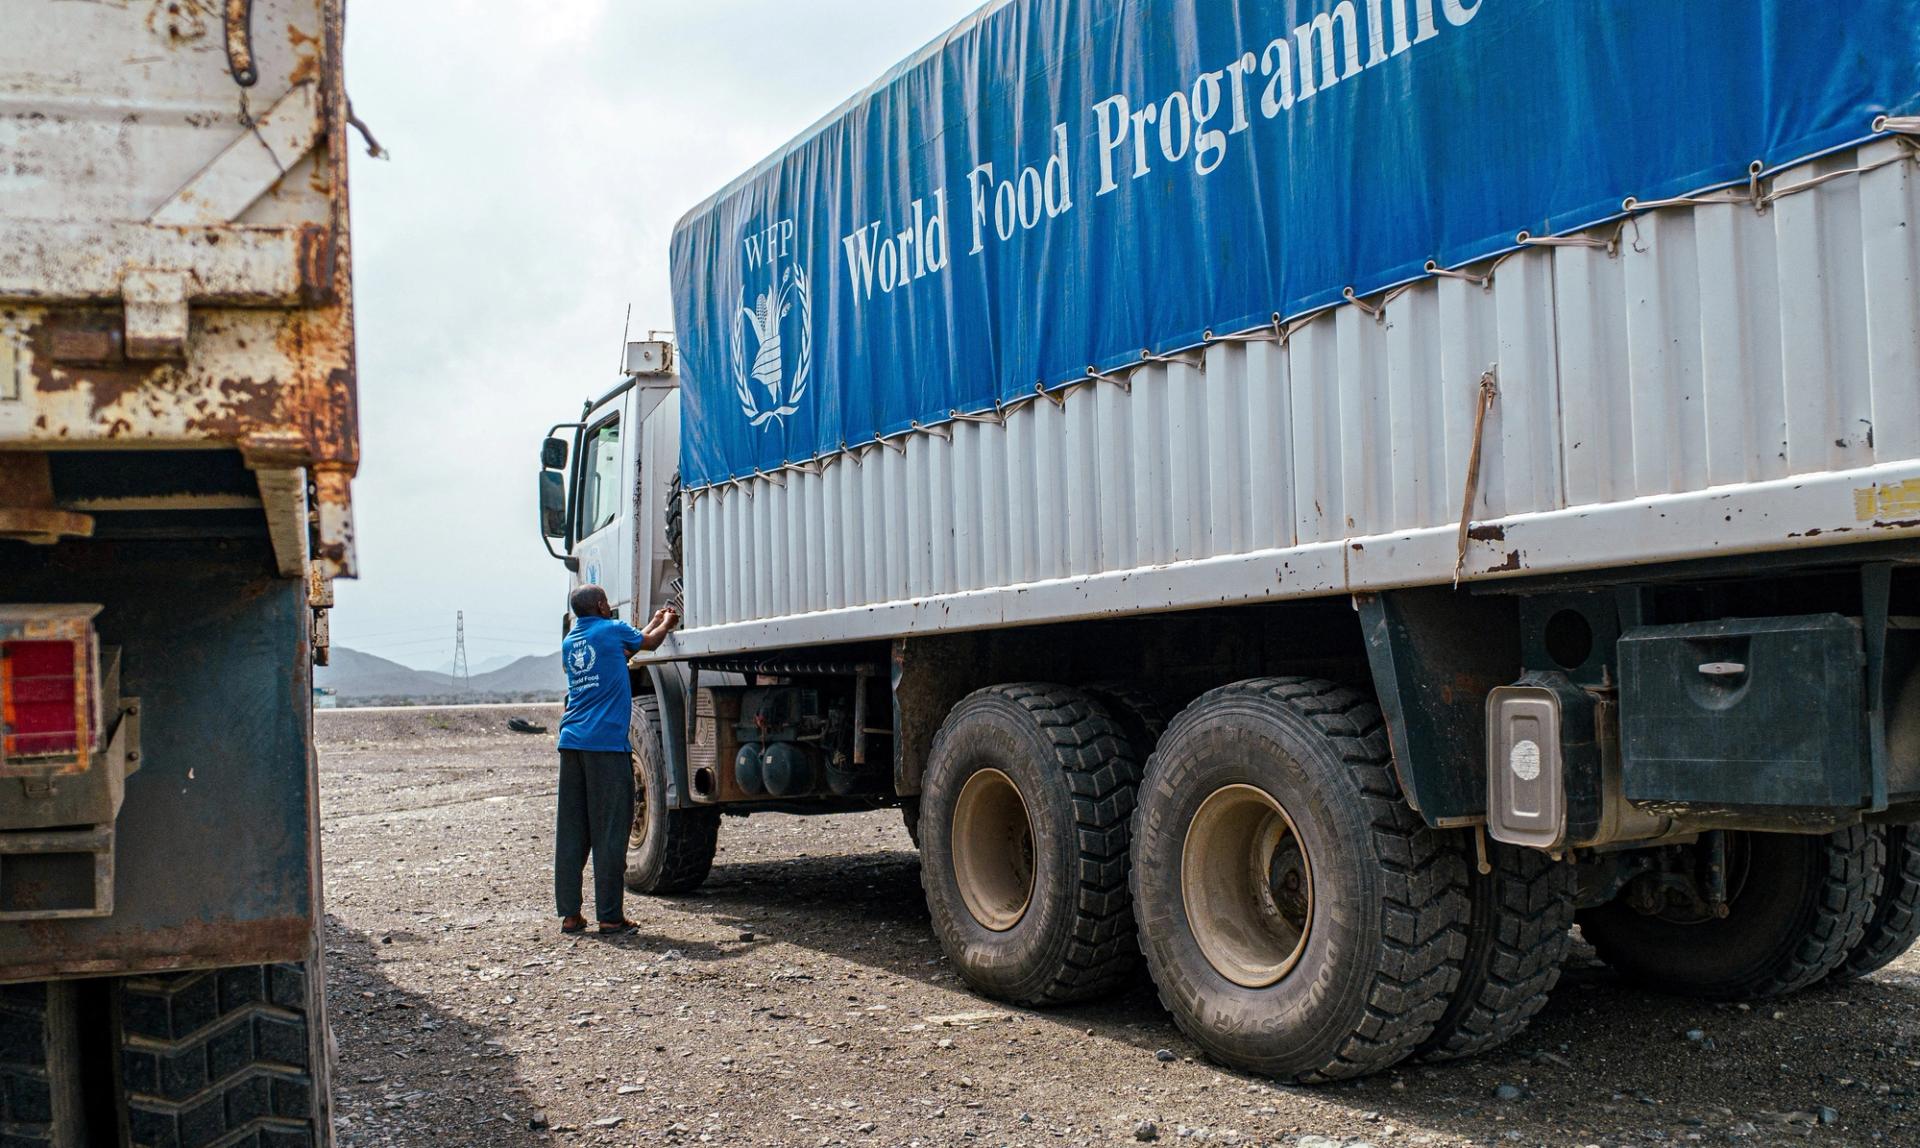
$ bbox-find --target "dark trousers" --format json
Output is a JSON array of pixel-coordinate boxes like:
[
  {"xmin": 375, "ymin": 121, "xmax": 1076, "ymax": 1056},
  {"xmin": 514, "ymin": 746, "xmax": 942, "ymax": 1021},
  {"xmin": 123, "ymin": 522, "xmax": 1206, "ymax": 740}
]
[{"xmin": 555, "ymin": 749, "xmax": 634, "ymax": 925}]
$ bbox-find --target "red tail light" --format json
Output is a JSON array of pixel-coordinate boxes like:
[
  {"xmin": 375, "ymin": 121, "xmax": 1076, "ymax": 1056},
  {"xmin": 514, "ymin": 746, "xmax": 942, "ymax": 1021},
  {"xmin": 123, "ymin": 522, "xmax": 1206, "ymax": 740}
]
[{"xmin": 0, "ymin": 606, "xmax": 101, "ymax": 773}]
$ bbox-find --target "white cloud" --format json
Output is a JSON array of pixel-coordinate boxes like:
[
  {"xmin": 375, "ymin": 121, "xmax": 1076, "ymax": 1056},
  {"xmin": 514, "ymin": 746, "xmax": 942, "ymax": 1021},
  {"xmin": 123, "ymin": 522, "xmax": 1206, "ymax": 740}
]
[{"xmin": 335, "ymin": 0, "xmax": 982, "ymax": 667}]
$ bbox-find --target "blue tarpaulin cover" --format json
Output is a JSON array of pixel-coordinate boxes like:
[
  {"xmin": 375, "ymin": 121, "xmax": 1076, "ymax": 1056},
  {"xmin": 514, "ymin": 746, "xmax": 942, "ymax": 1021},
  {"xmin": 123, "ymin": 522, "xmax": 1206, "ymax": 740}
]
[{"xmin": 670, "ymin": 0, "xmax": 1920, "ymax": 489}]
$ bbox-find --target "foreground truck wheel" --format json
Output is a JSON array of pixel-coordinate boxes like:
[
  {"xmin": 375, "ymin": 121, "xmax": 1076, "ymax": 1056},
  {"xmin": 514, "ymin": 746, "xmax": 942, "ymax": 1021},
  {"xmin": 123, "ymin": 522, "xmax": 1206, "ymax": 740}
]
[
  {"xmin": 1578, "ymin": 828, "xmax": 1883, "ymax": 1000},
  {"xmin": 920, "ymin": 684, "xmax": 1142, "ymax": 1006},
  {"xmin": 1417, "ymin": 842, "xmax": 1573, "ymax": 1061},
  {"xmin": 119, "ymin": 961, "xmax": 332, "ymax": 1147},
  {"xmin": 626, "ymin": 698, "xmax": 720, "ymax": 895},
  {"xmin": 1131, "ymin": 678, "xmax": 1468, "ymax": 1082},
  {"xmin": 0, "ymin": 959, "xmax": 332, "ymax": 1146}
]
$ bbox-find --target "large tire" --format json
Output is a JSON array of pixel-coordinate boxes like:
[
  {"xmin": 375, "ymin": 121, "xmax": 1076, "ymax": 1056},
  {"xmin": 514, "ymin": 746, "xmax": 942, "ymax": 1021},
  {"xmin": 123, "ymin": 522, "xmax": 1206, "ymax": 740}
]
[
  {"xmin": 1578, "ymin": 827, "xmax": 1883, "ymax": 1000},
  {"xmin": 1832, "ymin": 822, "xmax": 1920, "ymax": 980},
  {"xmin": 664, "ymin": 469, "xmax": 684, "ymax": 572},
  {"xmin": 1082, "ymin": 682, "xmax": 1173, "ymax": 762},
  {"xmin": 920, "ymin": 684, "xmax": 1142, "ymax": 1006},
  {"xmin": 1418, "ymin": 840, "xmax": 1573, "ymax": 1061},
  {"xmin": 0, "ymin": 981, "xmax": 82, "ymax": 1145},
  {"xmin": 625, "ymin": 695, "xmax": 720, "ymax": 895},
  {"xmin": 118, "ymin": 961, "xmax": 331, "ymax": 1147},
  {"xmin": 1130, "ymin": 677, "xmax": 1469, "ymax": 1082}
]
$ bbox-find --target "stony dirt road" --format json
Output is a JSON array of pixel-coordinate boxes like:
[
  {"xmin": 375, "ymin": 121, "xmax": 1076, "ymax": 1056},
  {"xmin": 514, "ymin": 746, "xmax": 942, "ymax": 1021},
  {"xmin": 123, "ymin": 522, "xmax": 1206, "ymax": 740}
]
[{"xmin": 318, "ymin": 706, "xmax": 1920, "ymax": 1148}]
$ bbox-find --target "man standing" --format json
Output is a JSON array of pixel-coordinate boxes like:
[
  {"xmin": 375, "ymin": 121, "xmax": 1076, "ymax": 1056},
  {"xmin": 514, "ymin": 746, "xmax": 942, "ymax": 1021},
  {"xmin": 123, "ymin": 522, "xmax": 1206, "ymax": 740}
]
[{"xmin": 556, "ymin": 584, "xmax": 677, "ymax": 935}]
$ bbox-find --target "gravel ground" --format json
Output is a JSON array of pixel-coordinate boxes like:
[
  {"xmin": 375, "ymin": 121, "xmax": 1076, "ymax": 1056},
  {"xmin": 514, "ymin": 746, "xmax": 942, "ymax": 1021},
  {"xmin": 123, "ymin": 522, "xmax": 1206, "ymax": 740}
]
[{"xmin": 318, "ymin": 705, "xmax": 1920, "ymax": 1148}]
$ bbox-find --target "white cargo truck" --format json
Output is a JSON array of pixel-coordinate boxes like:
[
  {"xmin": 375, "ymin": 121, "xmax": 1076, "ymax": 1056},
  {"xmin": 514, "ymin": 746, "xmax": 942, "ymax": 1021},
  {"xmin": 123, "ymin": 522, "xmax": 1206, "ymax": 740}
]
[{"xmin": 539, "ymin": 1, "xmax": 1920, "ymax": 1081}]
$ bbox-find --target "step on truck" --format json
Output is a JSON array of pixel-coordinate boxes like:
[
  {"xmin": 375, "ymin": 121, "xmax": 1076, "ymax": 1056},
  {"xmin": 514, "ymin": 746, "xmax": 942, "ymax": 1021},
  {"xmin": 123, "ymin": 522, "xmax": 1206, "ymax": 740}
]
[
  {"xmin": 537, "ymin": 1, "xmax": 1920, "ymax": 1081},
  {"xmin": 1, "ymin": 0, "xmax": 356, "ymax": 1140}
]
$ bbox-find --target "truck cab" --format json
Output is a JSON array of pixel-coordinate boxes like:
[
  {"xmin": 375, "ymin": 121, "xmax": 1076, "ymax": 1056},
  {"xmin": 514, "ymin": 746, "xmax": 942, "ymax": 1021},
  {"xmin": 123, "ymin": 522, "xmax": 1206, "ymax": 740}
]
[
  {"xmin": 537, "ymin": 338, "xmax": 906, "ymax": 895},
  {"xmin": 540, "ymin": 340, "xmax": 683, "ymax": 633}
]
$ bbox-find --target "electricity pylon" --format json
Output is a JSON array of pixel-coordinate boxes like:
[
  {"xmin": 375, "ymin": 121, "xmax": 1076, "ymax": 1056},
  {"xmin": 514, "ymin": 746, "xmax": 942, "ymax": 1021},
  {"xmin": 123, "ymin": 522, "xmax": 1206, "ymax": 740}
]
[{"xmin": 453, "ymin": 611, "xmax": 471, "ymax": 692}]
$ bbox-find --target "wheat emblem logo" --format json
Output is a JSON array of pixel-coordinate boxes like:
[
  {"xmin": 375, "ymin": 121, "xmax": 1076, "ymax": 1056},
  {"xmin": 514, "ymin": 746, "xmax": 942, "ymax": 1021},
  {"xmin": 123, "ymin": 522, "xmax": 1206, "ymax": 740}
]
[{"xmin": 730, "ymin": 262, "xmax": 812, "ymax": 427}]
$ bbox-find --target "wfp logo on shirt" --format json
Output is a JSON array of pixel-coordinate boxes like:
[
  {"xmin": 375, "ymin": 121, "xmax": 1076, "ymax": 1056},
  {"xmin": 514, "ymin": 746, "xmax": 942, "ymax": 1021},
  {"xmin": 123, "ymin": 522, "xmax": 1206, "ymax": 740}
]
[
  {"xmin": 564, "ymin": 637, "xmax": 597, "ymax": 683},
  {"xmin": 731, "ymin": 217, "xmax": 812, "ymax": 429}
]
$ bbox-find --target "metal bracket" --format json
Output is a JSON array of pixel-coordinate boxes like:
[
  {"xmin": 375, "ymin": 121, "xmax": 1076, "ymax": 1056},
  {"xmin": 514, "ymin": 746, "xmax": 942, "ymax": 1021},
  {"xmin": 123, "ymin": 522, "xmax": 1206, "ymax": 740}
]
[
  {"xmin": 224, "ymin": 0, "xmax": 259, "ymax": 87},
  {"xmin": 308, "ymin": 559, "xmax": 335, "ymax": 667},
  {"xmin": 0, "ymin": 327, "xmax": 20, "ymax": 402},
  {"xmin": 0, "ymin": 454, "xmax": 94, "ymax": 544},
  {"xmin": 250, "ymin": 466, "xmax": 310, "ymax": 578},
  {"xmin": 122, "ymin": 270, "xmax": 190, "ymax": 361},
  {"xmin": 1863, "ymin": 562, "xmax": 1893, "ymax": 812},
  {"xmin": 151, "ymin": 82, "xmax": 321, "ymax": 227}
]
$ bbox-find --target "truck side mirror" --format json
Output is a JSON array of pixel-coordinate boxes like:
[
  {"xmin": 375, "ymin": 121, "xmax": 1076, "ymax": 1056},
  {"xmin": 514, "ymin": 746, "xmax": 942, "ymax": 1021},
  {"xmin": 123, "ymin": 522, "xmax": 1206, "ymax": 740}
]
[
  {"xmin": 539, "ymin": 471, "xmax": 567, "ymax": 538},
  {"xmin": 541, "ymin": 437, "xmax": 568, "ymax": 470}
]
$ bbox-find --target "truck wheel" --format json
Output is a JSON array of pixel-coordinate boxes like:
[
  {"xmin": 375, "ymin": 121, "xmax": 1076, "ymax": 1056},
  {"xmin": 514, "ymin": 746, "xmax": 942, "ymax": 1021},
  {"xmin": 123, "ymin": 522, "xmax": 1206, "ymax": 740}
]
[
  {"xmin": 1578, "ymin": 827, "xmax": 1883, "ymax": 1000},
  {"xmin": 919, "ymin": 684, "xmax": 1142, "ymax": 1005},
  {"xmin": 1417, "ymin": 841, "xmax": 1573, "ymax": 1061},
  {"xmin": 1130, "ymin": 678, "xmax": 1469, "ymax": 1082},
  {"xmin": 0, "ymin": 981, "xmax": 83, "ymax": 1145},
  {"xmin": 1831, "ymin": 823, "xmax": 1920, "ymax": 980},
  {"xmin": 118, "ymin": 961, "xmax": 331, "ymax": 1147},
  {"xmin": 626, "ymin": 695, "xmax": 720, "ymax": 894},
  {"xmin": 665, "ymin": 468, "xmax": 684, "ymax": 571}
]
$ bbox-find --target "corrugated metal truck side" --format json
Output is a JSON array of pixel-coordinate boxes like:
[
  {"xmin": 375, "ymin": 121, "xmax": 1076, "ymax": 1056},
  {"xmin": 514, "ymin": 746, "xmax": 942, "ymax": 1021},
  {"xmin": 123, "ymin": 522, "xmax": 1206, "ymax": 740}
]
[
  {"xmin": 537, "ymin": 0, "xmax": 1920, "ymax": 1083},
  {"xmin": 0, "ymin": 0, "xmax": 357, "ymax": 1139}
]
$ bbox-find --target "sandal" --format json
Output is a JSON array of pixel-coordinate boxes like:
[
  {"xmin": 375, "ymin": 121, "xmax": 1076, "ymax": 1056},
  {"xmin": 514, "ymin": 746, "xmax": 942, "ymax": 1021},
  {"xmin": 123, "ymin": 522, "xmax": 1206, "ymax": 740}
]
[
  {"xmin": 560, "ymin": 915, "xmax": 587, "ymax": 934},
  {"xmin": 596, "ymin": 918, "xmax": 638, "ymax": 935}
]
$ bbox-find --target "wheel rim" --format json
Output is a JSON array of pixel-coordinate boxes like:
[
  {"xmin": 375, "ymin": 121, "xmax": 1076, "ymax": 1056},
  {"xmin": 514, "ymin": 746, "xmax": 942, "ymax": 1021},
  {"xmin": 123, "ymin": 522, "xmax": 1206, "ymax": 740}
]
[
  {"xmin": 1181, "ymin": 784, "xmax": 1313, "ymax": 989},
  {"xmin": 950, "ymin": 768, "xmax": 1035, "ymax": 932},
  {"xmin": 629, "ymin": 754, "xmax": 650, "ymax": 853}
]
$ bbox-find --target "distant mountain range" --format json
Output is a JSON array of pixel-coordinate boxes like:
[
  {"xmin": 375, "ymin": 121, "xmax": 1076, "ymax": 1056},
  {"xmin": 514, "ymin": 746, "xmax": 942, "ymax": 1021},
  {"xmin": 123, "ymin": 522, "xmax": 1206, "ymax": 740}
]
[
  {"xmin": 315, "ymin": 647, "xmax": 564, "ymax": 704},
  {"xmin": 426, "ymin": 653, "xmax": 522, "ymax": 677}
]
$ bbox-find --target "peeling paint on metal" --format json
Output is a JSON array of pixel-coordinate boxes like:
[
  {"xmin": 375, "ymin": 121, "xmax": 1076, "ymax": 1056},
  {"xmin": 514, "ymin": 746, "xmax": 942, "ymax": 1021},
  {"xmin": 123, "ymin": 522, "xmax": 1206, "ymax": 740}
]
[{"xmin": 1, "ymin": 0, "xmax": 358, "ymax": 577}]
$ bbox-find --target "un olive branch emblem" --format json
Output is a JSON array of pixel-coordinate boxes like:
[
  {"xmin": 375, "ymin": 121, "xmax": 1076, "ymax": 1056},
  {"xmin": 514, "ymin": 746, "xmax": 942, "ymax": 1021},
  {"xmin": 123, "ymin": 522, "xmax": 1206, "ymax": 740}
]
[{"xmin": 731, "ymin": 263, "xmax": 813, "ymax": 428}]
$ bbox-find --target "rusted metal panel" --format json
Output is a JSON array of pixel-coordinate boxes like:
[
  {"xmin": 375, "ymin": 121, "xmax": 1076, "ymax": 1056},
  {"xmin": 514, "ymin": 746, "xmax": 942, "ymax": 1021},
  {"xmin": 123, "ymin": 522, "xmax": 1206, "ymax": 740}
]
[
  {"xmin": 0, "ymin": 0, "xmax": 358, "ymax": 577},
  {"xmin": 0, "ymin": 542, "xmax": 320, "ymax": 981}
]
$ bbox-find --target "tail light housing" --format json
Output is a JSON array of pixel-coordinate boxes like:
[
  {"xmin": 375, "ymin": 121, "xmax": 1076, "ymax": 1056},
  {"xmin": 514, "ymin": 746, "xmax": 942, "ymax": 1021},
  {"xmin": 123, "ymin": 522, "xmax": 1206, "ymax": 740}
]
[{"xmin": 0, "ymin": 605, "xmax": 102, "ymax": 775}]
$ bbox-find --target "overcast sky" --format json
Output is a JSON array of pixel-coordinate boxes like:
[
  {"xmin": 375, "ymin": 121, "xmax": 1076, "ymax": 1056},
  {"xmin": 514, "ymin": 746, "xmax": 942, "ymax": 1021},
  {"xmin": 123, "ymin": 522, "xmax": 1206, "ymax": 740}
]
[{"xmin": 336, "ymin": 1, "xmax": 982, "ymax": 670}]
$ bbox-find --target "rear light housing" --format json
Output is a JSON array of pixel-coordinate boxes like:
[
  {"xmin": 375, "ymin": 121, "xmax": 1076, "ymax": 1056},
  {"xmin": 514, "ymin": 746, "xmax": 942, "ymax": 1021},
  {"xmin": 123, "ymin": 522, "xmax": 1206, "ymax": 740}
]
[{"xmin": 0, "ymin": 605, "xmax": 102, "ymax": 776}]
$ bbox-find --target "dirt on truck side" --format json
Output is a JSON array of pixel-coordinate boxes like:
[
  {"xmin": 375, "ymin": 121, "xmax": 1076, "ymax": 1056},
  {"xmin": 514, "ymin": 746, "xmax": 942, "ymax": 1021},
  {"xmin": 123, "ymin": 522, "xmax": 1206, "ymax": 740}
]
[{"xmin": 319, "ymin": 706, "xmax": 1920, "ymax": 1148}]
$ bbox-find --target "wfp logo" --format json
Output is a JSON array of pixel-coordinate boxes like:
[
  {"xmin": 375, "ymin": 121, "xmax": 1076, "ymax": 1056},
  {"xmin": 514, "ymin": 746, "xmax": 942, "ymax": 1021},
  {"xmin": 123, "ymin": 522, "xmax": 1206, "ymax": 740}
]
[
  {"xmin": 730, "ymin": 218, "xmax": 812, "ymax": 428},
  {"xmin": 565, "ymin": 638, "xmax": 596, "ymax": 678}
]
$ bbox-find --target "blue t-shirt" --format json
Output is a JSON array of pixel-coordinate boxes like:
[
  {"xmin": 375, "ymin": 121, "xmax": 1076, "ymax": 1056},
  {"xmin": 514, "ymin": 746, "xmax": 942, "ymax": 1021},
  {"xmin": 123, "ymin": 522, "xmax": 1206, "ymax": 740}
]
[{"xmin": 557, "ymin": 615, "xmax": 647, "ymax": 751}]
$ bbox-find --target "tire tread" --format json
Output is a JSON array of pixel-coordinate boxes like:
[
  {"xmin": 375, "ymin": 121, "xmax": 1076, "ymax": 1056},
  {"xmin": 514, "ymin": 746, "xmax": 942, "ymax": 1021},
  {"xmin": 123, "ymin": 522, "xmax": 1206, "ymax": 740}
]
[
  {"xmin": 629, "ymin": 696, "xmax": 720, "ymax": 895},
  {"xmin": 1833, "ymin": 823, "xmax": 1920, "ymax": 980},
  {"xmin": 0, "ymin": 983, "xmax": 64, "ymax": 1146},
  {"xmin": 119, "ymin": 963, "xmax": 322, "ymax": 1148},
  {"xmin": 1418, "ymin": 842, "xmax": 1573, "ymax": 1060}
]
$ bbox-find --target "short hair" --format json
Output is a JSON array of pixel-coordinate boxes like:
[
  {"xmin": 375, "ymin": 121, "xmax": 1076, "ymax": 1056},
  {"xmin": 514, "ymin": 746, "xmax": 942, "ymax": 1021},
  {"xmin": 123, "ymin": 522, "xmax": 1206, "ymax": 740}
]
[{"xmin": 570, "ymin": 584, "xmax": 609, "ymax": 618}]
